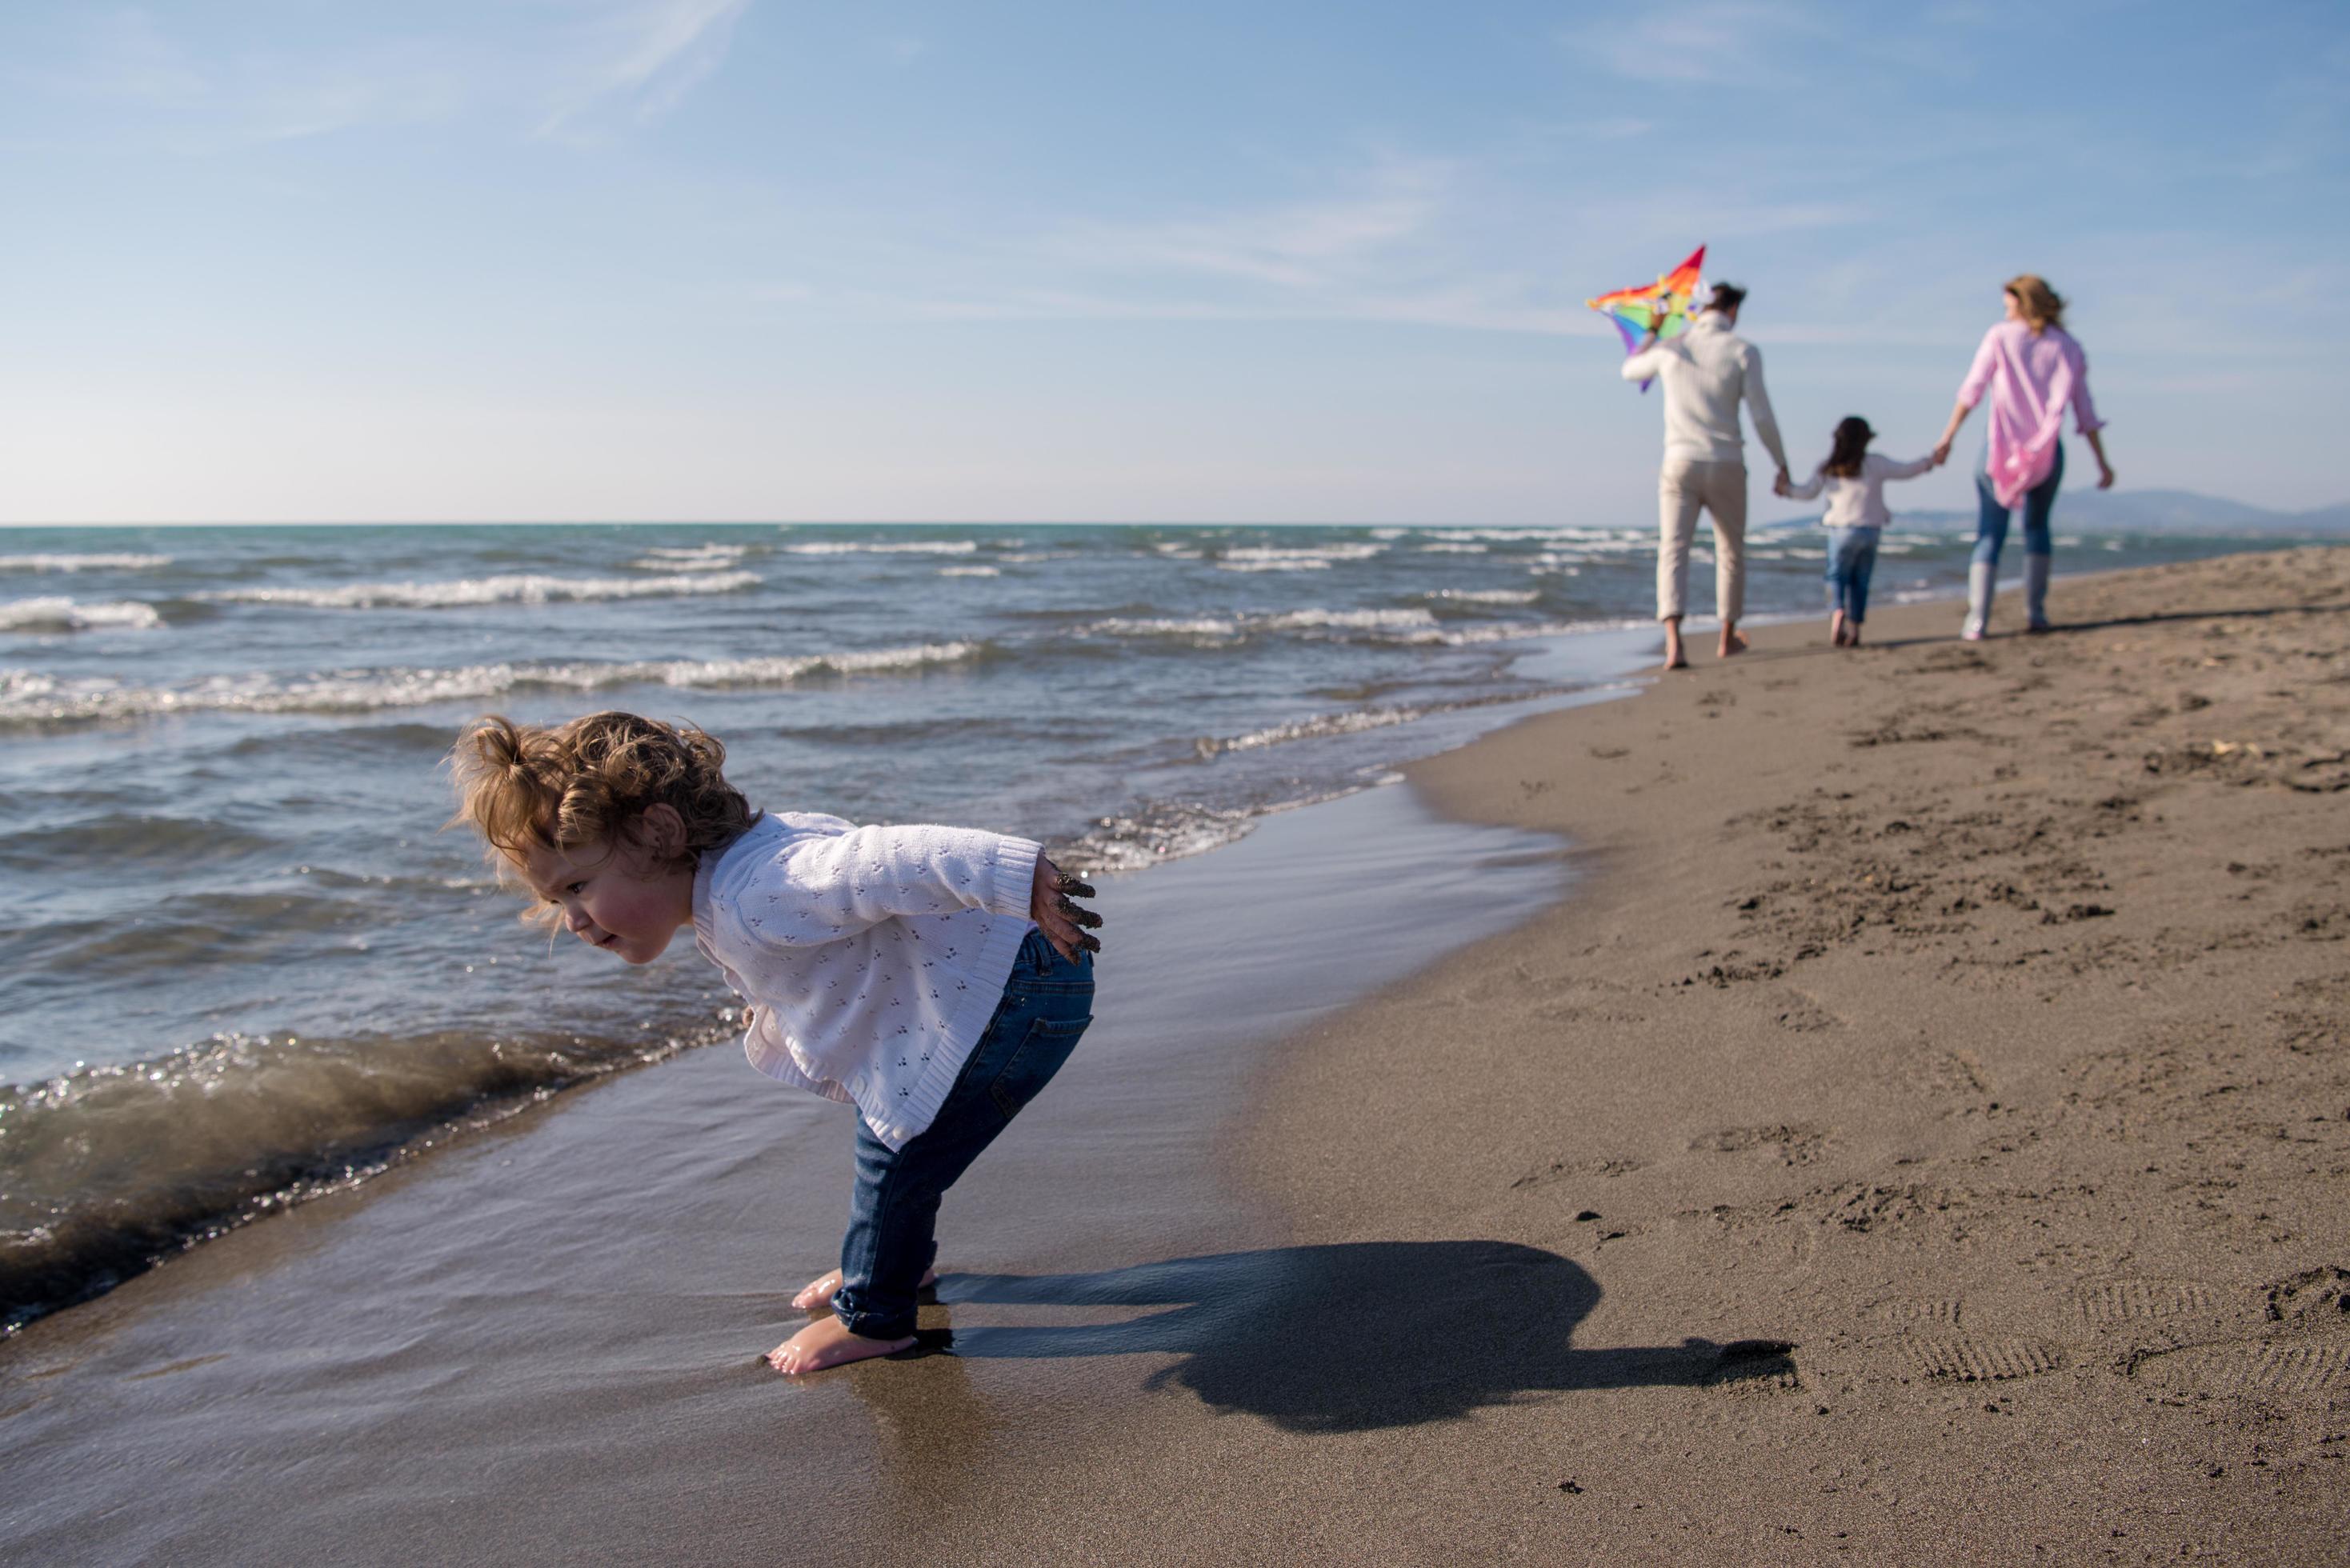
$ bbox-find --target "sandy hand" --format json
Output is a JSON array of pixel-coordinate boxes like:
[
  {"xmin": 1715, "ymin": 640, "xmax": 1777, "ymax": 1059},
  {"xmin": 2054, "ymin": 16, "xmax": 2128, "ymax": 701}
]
[{"xmin": 1031, "ymin": 856, "xmax": 1102, "ymax": 960}]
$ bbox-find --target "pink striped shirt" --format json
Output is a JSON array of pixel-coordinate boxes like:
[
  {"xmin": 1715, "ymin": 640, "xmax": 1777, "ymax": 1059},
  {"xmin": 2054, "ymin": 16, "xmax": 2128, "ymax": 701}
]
[{"xmin": 1957, "ymin": 320, "xmax": 2104, "ymax": 508}]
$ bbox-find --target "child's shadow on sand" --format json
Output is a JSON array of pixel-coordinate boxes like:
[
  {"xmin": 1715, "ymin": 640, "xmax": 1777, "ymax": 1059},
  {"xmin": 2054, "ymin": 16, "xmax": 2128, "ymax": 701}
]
[{"xmin": 929, "ymin": 1240, "xmax": 1792, "ymax": 1434}]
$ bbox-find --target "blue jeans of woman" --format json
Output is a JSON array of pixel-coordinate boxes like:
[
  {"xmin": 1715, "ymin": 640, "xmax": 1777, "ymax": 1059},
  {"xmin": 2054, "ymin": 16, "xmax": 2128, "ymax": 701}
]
[
  {"xmin": 829, "ymin": 928, "xmax": 1095, "ymax": 1342},
  {"xmin": 1824, "ymin": 526, "xmax": 1880, "ymax": 622},
  {"xmin": 1972, "ymin": 440, "xmax": 2064, "ymax": 570}
]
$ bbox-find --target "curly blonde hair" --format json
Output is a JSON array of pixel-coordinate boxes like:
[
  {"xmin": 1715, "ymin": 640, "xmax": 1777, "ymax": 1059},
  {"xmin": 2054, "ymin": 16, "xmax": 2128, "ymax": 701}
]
[
  {"xmin": 2004, "ymin": 274, "xmax": 2066, "ymax": 333},
  {"xmin": 447, "ymin": 712, "xmax": 757, "ymax": 904}
]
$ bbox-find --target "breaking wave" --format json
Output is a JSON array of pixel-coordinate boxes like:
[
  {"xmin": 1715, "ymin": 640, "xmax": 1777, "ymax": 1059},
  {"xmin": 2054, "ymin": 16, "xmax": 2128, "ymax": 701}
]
[
  {"xmin": 0, "ymin": 596, "xmax": 166, "ymax": 633},
  {"xmin": 202, "ymin": 570, "xmax": 759, "ymax": 610},
  {"xmin": 0, "ymin": 553, "xmax": 173, "ymax": 574},
  {"xmin": 783, "ymin": 540, "xmax": 979, "ymax": 556},
  {"xmin": 0, "ymin": 1016, "xmax": 734, "ymax": 1332},
  {"xmin": 0, "ymin": 642, "xmax": 986, "ymax": 728}
]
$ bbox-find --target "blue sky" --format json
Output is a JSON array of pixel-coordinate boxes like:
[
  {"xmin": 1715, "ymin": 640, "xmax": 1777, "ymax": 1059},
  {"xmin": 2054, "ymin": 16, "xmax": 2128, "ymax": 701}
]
[{"xmin": 2, "ymin": 1, "xmax": 2344, "ymax": 523}]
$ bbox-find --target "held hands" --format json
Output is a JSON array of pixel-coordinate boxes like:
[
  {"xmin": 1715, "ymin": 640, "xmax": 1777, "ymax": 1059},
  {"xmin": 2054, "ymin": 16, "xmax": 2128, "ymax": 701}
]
[
  {"xmin": 1930, "ymin": 438, "xmax": 1954, "ymax": 468},
  {"xmin": 1772, "ymin": 470, "xmax": 1792, "ymax": 498},
  {"xmin": 1030, "ymin": 855, "xmax": 1102, "ymax": 962}
]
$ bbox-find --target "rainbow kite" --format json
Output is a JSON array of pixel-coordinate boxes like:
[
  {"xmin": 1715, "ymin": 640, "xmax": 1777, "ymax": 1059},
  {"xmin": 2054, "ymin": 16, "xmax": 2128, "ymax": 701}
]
[{"xmin": 1587, "ymin": 245, "xmax": 1705, "ymax": 392}]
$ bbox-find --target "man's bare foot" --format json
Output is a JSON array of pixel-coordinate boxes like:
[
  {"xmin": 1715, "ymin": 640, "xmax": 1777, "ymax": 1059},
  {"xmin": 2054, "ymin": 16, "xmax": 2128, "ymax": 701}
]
[
  {"xmin": 1847, "ymin": 623, "xmax": 1864, "ymax": 647},
  {"xmin": 1662, "ymin": 616, "xmax": 1689, "ymax": 670},
  {"xmin": 791, "ymin": 1266, "xmax": 938, "ymax": 1312},
  {"xmin": 767, "ymin": 1314, "xmax": 915, "ymax": 1375},
  {"xmin": 1830, "ymin": 611, "xmax": 1848, "ymax": 646},
  {"xmin": 1718, "ymin": 626, "xmax": 1748, "ymax": 658}
]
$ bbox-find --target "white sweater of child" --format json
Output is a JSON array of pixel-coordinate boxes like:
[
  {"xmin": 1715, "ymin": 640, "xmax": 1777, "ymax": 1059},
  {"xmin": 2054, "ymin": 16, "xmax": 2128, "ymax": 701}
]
[
  {"xmin": 1784, "ymin": 451, "xmax": 1934, "ymax": 530},
  {"xmin": 691, "ymin": 810, "xmax": 1041, "ymax": 1150}
]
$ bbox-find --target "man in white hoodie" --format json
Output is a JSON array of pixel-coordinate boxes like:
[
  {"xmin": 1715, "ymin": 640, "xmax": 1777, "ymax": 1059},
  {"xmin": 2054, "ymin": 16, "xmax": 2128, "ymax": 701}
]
[{"xmin": 1621, "ymin": 282, "xmax": 1792, "ymax": 670}]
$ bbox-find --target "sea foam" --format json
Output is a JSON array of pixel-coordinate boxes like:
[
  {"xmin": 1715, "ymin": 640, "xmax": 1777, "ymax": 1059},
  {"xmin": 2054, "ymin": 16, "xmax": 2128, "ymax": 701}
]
[
  {"xmin": 0, "ymin": 553, "xmax": 173, "ymax": 574},
  {"xmin": 0, "ymin": 596, "xmax": 166, "ymax": 632},
  {"xmin": 0, "ymin": 642, "xmax": 983, "ymax": 727},
  {"xmin": 202, "ymin": 570, "xmax": 758, "ymax": 610}
]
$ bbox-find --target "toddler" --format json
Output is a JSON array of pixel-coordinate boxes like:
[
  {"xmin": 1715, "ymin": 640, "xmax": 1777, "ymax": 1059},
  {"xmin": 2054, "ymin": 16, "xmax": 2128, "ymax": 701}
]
[
  {"xmin": 1778, "ymin": 416, "xmax": 1940, "ymax": 647},
  {"xmin": 449, "ymin": 710, "xmax": 1101, "ymax": 1375}
]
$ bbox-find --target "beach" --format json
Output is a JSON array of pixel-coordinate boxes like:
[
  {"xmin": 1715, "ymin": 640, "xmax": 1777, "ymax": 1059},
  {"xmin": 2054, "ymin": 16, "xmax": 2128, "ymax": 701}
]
[
  {"xmin": 1239, "ymin": 543, "xmax": 2350, "ymax": 1558},
  {"xmin": 4, "ymin": 546, "xmax": 2347, "ymax": 1563}
]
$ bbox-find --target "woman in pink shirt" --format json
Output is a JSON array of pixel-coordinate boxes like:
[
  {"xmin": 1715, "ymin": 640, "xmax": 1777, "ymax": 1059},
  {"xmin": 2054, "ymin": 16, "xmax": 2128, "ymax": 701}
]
[{"xmin": 1931, "ymin": 275, "xmax": 2116, "ymax": 638}]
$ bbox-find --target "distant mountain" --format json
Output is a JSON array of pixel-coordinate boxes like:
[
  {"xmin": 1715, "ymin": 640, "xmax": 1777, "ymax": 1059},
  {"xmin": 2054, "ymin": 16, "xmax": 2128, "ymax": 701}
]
[
  {"xmin": 2289, "ymin": 502, "xmax": 2350, "ymax": 533},
  {"xmin": 1764, "ymin": 488, "xmax": 2345, "ymax": 534},
  {"xmin": 2051, "ymin": 489, "xmax": 2300, "ymax": 533}
]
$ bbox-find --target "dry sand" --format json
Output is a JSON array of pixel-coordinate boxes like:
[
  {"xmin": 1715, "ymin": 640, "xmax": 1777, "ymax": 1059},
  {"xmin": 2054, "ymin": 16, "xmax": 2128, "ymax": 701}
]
[{"xmin": 1223, "ymin": 545, "xmax": 2350, "ymax": 1560}]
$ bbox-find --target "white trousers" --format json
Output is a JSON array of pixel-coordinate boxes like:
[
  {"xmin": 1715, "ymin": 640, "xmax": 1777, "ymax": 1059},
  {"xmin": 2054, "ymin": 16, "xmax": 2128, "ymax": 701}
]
[{"xmin": 1656, "ymin": 458, "xmax": 1747, "ymax": 623}]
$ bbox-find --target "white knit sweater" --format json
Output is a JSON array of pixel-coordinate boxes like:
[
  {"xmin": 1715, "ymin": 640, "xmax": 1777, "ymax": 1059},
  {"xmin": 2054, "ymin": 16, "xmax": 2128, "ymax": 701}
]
[
  {"xmin": 1784, "ymin": 451, "xmax": 1936, "ymax": 529},
  {"xmin": 1619, "ymin": 312, "xmax": 1792, "ymax": 474},
  {"xmin": 690, "ymin": 811, "xmax": 1042, "ymax": 1150}
]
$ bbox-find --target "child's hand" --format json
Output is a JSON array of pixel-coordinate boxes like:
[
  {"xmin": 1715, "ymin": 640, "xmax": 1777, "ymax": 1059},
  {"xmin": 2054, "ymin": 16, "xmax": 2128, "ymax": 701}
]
[{"xmin": 1031, "ymin": 856, "xmax": 1102, "ymax": 960}]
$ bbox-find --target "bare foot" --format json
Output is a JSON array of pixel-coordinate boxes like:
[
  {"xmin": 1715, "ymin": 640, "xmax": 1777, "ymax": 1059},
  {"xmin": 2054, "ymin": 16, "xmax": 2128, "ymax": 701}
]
[
  {"xmin": 1718, "ymin": 627, "xmax": 1748, "ymax": 658},
  {"xmin": 767, "ymin": 1314, "xmax": 915, "ymax": 1375},
  {"xmin": 1847, "ymin": 623, "xmax": 1864, "ymax": 647},
  {"xmin": 791, "ymin": 1266, "xmax": 938, "ymax": 1312},
  {"xmin": 1829, "ymin": 611, "xmax": 1848, "ymax": 647}
]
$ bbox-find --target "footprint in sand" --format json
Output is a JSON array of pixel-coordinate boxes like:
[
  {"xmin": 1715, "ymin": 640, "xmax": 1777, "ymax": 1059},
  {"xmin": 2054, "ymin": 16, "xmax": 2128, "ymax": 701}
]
[
  {"xmin": 2130, "ymin": 1341, "xmax": 2350, "ymax": 1397},
  {"xmin": 2073, "ymin": 1279, "xmax": 2221, "ymax": 1326},
  {"xmin": 1876, "ymin": 1298, "xmax": 1963, "ymax": 1329},
  {"xmin": 1904, "ymin": 1336, "xmax": 2064, "ymax": 1382},
  {"xmin": 1507, "ymin": 1154, "xmax": 1647, "ymax": 1191},
  {"xmin": 1691, "ymin": 1124, "xmax": 1828, "ymax": 1166}
]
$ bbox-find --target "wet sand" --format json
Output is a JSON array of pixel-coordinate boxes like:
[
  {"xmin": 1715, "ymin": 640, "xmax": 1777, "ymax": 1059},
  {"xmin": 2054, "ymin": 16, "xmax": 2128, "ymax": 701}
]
[{"xmin": 7, "ymin": 554, "xmax": 2348, "ymax": 1563}]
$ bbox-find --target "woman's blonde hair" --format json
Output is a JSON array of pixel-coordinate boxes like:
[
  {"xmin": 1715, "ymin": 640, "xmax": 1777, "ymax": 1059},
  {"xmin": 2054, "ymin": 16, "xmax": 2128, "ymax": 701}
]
[
  {"xmin": 2004, "ymin": 274, "xmax": 2065, "ymax": 333},
  {"xmin": 447, "ymin": 711, "xmax": 756, "ymax": 899}
]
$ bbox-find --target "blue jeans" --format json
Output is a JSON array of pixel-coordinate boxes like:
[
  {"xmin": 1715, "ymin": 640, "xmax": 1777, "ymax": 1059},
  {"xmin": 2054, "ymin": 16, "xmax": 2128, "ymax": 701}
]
[
  {"xmin": 1972, "ymin": 441, "xmax": 2064, "ymax": 569},
  {"xmin": 831, "ymin": 929, "xmax": 1095, "ymax": 1342},
  {"xmin": 1824, "ymin": 526, "xmax": 1880, "ymax": 622}
]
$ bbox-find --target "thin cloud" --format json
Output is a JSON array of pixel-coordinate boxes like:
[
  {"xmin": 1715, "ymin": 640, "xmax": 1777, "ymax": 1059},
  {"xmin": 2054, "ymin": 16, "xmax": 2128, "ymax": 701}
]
[
  {"xmin": 12, "ymin": 9, "xmax": 207, "ymax": 100},
  {"xmin": 1043, "ymin": 156, "xmax": 1455, "ymax": 290},
  {"xmin": 536, "ymin": 0, "xmax": 751, "ymax": 138},
  {"xmin": 1569, "ymin": 0, "xmax": 1830, "ymax": 86}
]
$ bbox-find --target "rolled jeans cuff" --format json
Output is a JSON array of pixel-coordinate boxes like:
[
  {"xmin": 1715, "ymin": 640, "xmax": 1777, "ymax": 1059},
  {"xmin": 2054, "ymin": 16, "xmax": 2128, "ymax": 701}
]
[{"xmin": 828, "ymin": 1294, "xmax": 918, "ymax": 1343}]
